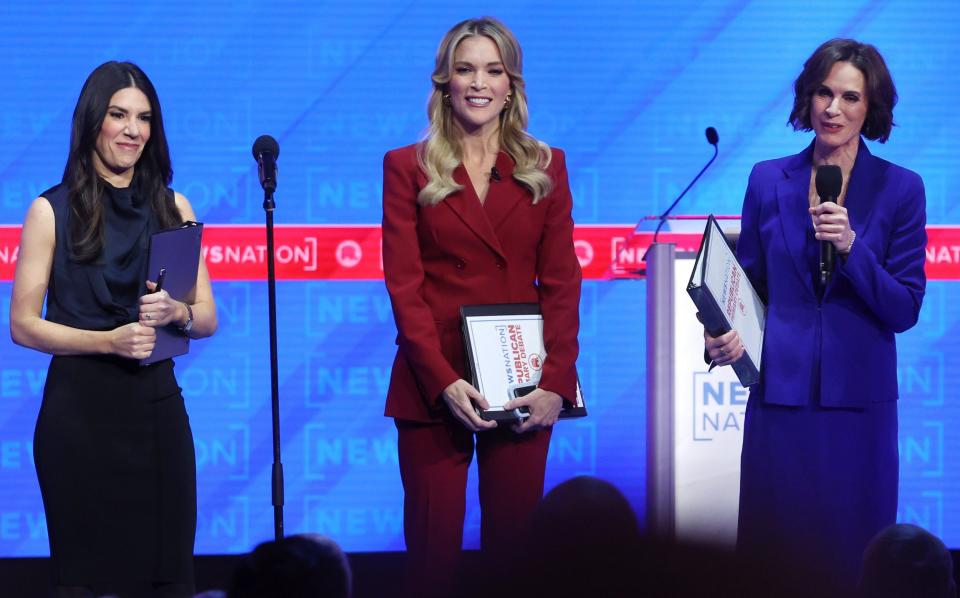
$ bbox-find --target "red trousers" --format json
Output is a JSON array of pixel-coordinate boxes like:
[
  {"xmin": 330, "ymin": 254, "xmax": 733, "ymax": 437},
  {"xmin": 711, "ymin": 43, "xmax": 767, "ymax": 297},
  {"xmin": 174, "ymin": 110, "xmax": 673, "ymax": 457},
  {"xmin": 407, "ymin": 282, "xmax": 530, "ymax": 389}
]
[{"xmin": 395, "ymin": 419, "xmax": 552, "ymax": 595}]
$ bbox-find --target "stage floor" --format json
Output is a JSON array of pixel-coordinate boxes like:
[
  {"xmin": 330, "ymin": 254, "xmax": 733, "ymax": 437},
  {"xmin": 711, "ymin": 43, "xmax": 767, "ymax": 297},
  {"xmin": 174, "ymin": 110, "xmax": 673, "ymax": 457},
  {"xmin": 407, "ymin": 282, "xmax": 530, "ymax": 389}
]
[
  {"xmin": 4, "ymin": 550, "xmax": 958, "ymax": 597},
  {"xmin": 1, "ymin": 551, "xmax": 412, "ymax": 598}
]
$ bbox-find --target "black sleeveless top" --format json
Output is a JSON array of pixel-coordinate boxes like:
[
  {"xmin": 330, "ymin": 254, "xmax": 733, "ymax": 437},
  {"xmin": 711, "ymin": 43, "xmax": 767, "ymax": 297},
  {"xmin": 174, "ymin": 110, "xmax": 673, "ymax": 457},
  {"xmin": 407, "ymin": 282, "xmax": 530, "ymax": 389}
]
[{"xmin": 44, "ymin": 181, "xmax": 173, "ymax": 331}]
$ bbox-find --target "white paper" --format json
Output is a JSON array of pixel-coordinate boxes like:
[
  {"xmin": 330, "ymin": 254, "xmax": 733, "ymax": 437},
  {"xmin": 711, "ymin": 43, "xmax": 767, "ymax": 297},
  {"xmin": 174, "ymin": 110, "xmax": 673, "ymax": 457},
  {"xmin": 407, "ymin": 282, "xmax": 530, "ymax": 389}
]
[
  {"xmin": 463, "ymin": 313, "xmax": 584, "ymax": 414},
  {"xmin": 699, "ymin": 220, "xmax": 765, "ymax": 375}
]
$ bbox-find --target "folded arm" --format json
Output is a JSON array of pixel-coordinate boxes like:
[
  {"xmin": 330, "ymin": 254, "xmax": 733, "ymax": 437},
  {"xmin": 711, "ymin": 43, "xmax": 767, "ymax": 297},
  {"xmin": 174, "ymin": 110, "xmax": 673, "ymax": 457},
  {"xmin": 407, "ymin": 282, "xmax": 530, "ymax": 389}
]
[{"xmin": 837, "ymin": 172, "xmax": 926, "ymax": 333}]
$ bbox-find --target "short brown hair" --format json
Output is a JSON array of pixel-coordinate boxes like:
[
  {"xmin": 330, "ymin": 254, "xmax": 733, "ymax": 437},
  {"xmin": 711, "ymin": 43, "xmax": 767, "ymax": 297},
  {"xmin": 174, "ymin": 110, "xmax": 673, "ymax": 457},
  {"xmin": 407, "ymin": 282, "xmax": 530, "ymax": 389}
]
[{"xmin": 788, "ymin": 38, "xmax": 897, "ymax": 143}]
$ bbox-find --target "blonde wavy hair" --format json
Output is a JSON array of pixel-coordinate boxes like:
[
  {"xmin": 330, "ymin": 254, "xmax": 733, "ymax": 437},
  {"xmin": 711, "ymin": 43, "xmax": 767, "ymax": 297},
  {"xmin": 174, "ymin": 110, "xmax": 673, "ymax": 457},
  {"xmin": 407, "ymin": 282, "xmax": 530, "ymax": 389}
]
[{"xmin": 417, "ymin": 17, "xmax": 553, "ymax": 206}]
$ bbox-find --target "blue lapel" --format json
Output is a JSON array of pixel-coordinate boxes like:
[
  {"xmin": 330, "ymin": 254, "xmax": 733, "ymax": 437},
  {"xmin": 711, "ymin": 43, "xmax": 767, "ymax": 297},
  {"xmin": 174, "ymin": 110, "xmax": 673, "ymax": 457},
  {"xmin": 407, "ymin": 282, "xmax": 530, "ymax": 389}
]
[
  {"xmin": 775, "ymin": 139, "xmax": 882, "ymax": 299},
  {"xmin": 775, "ymin": 144, "xmax": 816, "ymax": 298},
  {"xmin": 824, "ymin": 141, "xmax": 881, "ymax": 299},
  {"xmin": 839, "ymin": 142, "xmax": 881, "ymax": 256}
]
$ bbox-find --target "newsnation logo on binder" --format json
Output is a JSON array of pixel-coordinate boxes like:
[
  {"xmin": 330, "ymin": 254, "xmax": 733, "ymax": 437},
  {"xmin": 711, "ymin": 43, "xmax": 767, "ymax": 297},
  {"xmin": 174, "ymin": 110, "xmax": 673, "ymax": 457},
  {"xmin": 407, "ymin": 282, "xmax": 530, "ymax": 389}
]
[
  {"xmin": 687, "ymin": 215, "xmax": 766, "ymax": 387},
  {"xmin": 460, "ymin": 304, "xmax": 587, "ymax": 422}
]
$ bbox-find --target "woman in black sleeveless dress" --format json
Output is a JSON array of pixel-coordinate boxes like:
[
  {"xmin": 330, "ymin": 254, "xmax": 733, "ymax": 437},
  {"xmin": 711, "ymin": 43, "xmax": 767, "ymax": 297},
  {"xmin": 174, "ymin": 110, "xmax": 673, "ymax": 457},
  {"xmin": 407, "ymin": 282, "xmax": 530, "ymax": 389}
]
[{"xmin": 9, "ymin": 62, "xmax": 217, "ymax": 597}]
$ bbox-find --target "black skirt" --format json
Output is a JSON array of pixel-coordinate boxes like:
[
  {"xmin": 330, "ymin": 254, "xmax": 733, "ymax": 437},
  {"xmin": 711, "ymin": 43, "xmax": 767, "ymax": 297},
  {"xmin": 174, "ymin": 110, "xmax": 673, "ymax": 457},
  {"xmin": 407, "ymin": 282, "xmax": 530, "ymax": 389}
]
[{"xmin": 34, "ymin": 355, "xmax": 196, "ymax": 586}]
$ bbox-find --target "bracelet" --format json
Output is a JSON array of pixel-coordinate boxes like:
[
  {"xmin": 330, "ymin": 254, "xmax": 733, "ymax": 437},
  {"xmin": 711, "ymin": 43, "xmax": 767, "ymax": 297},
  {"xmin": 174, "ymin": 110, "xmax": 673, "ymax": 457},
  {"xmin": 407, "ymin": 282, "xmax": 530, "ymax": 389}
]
[
  {"xmin": 840, "ymin": 230, "xmax": 856, "ymax": 255},
  {"xmin": 178, "ymin": 303, "xmax": 194, "ymax": 334}
]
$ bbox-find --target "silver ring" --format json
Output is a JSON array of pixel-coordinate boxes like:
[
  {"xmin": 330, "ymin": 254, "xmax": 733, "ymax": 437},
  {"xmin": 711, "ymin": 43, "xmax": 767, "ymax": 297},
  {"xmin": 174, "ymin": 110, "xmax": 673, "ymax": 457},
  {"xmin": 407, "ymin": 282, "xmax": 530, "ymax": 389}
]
[
  {"xmin": 145, "ymin": 313, "xmax": 152, "ymax": 321},
  {"xmin": 719, "ymin": 347, "xmax": 726, "ymax": 356}
]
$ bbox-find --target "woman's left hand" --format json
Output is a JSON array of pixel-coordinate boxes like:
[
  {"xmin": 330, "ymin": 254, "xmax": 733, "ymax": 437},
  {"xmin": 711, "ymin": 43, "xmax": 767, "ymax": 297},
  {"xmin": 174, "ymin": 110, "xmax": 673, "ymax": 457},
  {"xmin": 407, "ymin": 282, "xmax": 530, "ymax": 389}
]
[
  {"xmin": 809, "ymin": 202, "xmax": 854, "ymax": 253},
  {"xmin": 502, "ymin": 388, "xmax": 563, "ymax": 434},
  {"xmin": 138, "ymin": 280, "xmax": 186, "ymax": 328}
]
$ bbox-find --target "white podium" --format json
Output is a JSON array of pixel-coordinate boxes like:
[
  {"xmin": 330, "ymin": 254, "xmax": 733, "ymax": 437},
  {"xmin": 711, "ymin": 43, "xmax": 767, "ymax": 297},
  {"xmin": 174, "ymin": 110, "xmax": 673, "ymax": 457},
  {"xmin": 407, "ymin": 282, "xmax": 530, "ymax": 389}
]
[{"xmin": 645, "ymin": 227, "xmax": 748, "ymax": 547}]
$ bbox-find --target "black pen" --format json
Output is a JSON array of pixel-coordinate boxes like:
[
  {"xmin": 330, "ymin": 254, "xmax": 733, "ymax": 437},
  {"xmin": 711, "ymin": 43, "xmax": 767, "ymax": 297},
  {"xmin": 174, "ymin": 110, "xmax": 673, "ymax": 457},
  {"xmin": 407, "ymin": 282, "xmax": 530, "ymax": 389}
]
[{"xmin": 154, "ymin": 268, "xmax": 167, "ymax": 293}]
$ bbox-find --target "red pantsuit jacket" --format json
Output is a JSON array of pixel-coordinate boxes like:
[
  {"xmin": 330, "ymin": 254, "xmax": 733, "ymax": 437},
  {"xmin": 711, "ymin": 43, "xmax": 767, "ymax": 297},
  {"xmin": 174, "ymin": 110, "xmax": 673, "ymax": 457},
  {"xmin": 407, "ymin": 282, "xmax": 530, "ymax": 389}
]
[{"xmin": 381, "ymin": 144, "xmax": 582, "ymax": 423}]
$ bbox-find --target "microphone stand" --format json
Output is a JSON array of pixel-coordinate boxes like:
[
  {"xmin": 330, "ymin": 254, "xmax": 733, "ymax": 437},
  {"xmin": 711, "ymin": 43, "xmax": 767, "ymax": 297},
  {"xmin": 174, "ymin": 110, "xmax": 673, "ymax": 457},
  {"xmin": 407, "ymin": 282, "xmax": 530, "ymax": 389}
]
[
  {"xmin": 262, "ymin": 186, "xmax": 284, "ymax": 541},
  {"xmin": 643, "ymin": 131, "xmax": 716, "ymax": 535},
  {"xmin": 651, "ymin": 143, "xmax": 719, "ymax": 244},
  {"xmin": 632, "ymin": 131, "xmax": 719, "ymax": 268}
]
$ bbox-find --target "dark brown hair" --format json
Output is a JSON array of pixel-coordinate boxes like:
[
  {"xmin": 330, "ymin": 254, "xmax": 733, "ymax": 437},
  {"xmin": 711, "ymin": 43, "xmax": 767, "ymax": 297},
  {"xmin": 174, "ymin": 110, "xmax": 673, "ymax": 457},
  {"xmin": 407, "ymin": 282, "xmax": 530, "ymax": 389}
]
[
  {"xmin": 788, "ymin": 38, "xmax": 897, "ymax": 143},
  {"xmin": 63, "ymin": 61, "xmax": 181, "ymax": 262}
]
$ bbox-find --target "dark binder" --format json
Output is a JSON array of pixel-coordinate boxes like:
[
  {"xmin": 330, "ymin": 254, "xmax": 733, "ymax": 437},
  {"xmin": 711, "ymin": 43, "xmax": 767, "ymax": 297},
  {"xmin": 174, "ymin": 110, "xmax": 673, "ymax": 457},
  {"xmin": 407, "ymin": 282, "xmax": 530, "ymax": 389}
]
[
  {"xmin": 687, "ymin": 215, "xmax": 765, "ymax": 386},
  {"xmin": 140, "ymin": 221, "xmax": 204, "ymax": 366},
  {"xmin": 460, "ymin": 303, "xmax": 587, "ymax": 422}
]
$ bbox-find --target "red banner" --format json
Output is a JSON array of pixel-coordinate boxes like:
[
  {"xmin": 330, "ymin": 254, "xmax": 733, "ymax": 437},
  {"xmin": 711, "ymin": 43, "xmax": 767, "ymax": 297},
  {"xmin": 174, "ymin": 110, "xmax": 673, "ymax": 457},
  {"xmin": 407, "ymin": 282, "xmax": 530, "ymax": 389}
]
[{"xmin": 3, "ymin": 224, "xmax": 960, "ymax": 281}]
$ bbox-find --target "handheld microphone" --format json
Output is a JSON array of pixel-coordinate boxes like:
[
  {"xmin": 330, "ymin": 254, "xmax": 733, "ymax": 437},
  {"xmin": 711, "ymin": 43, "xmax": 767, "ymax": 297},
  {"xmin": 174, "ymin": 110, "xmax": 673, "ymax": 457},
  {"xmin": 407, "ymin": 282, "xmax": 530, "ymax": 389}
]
[
  {"xmin": 815, "ymin": 165, "xmax": 843, "ymax": 286},
  {"xmin": 652, "ymin": 127, "xmax": 719, "ymax": 243},
  {"xmin": 252, "ymin": 135, "xmax": 280, "ymax": 192}
]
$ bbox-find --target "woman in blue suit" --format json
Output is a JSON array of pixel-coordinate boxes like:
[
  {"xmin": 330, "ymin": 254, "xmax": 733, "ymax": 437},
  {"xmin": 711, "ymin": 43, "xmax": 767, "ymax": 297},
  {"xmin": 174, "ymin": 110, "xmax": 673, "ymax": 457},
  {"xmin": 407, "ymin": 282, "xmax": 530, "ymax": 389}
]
[{"xmin": 705, "ymin": 39, "xmax": 926, "ymax": 592}]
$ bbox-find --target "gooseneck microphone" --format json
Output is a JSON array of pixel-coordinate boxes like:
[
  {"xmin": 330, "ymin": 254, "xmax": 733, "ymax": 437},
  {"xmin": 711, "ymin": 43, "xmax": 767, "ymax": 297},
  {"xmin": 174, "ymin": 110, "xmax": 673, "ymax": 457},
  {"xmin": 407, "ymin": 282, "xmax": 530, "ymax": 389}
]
[
  {"xmin": 652, "ymin": 127, "xmax": 720, "ymax": 243},
  {"xmin": 705, "ymin": 126, "xmax": 719, "ymax": 146},
  {"xmin": 815, "ymin": 165, "xmax": 843, "ymax": 286},
  {"xmin": 252, "ymin": 135, "xmax": 280, "ymax": 193}
]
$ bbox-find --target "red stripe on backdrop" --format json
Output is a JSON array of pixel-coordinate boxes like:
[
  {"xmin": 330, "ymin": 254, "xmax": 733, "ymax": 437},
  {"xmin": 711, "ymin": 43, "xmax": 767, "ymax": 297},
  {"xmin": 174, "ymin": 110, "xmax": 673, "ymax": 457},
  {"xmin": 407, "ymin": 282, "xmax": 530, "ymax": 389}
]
[{"xmin": 2, "ymin": 224, "xmax": 960, "ymax": 281}]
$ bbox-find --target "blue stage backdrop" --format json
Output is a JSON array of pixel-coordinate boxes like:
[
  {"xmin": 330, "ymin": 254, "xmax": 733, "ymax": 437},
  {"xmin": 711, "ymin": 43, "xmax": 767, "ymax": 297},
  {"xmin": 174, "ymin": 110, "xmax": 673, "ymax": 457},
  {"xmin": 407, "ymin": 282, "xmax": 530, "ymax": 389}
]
[{"xmin": 0, "ymin": 2, "xmax": 958, "ymax": 555}]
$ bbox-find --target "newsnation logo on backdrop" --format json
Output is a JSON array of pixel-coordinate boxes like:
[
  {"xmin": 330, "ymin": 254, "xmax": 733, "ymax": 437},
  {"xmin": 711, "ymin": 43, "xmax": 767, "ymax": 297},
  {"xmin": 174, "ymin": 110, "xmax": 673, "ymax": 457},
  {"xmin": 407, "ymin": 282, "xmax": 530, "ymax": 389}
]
[{"xmin": 3, "ymin": 224, "xmax": 959, "ymax": 281}]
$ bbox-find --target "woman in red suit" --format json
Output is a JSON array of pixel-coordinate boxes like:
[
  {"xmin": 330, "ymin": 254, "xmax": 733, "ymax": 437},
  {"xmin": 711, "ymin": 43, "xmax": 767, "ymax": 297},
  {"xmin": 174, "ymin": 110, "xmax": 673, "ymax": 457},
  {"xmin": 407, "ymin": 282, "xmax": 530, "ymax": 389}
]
[{"xmin": 381, "ymin": 16, "xmax": 581, "ymax": 595}]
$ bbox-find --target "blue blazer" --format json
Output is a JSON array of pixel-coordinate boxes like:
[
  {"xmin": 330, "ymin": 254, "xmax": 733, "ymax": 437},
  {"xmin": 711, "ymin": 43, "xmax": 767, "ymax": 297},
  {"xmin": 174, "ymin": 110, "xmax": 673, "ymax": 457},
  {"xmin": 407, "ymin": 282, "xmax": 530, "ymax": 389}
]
[{"xmin": 736, "ymin": 141, "xmax": 926, "ymax": 407}]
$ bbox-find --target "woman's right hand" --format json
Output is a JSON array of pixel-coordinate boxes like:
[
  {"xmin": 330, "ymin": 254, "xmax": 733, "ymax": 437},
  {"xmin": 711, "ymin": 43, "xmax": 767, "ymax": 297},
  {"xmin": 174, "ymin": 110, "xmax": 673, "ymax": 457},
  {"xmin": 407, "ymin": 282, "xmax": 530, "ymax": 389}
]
[
  {"xmin": 442, "ymin": 379, "xmax": 498, "ymax": 432},
  {"xmin": 110, "ymin": 322, "xmax": 157, "ymax": 360},
  {"xmin": 704, "ymin": 328, "xmax": 745, "ymax": 367}
]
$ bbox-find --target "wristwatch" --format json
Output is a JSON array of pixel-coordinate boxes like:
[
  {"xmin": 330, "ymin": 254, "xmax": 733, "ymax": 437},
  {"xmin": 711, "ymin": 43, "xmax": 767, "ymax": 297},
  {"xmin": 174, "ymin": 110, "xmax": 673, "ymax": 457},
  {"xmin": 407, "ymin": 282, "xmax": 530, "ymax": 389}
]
[{"xmin": 179, "ymin": 303, "xmax": 194, "ymax": 335}]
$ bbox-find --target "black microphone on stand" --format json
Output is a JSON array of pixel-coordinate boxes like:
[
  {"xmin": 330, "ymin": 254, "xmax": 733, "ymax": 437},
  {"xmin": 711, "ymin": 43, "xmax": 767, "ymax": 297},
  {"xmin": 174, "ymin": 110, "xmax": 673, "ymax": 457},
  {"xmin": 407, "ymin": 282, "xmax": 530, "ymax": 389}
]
[
  {"xmin": 251, "ymin": 134, "xmax": 284, "ymax": 540},
  {"xmin": 252, "ymin": 135, "xmax": 280, "ymax": 193},
  {"xmin": 651, "ymin": 126, "xmax": 719, "ymax": 244},
  {"xmin": 815, "ymin": 165, "xmax": 843, "ymax": 286}
]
